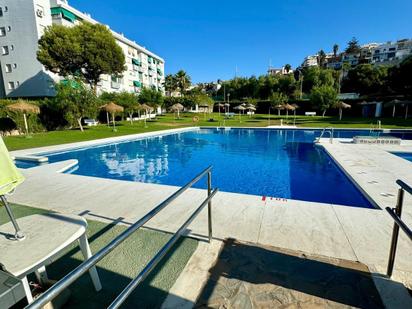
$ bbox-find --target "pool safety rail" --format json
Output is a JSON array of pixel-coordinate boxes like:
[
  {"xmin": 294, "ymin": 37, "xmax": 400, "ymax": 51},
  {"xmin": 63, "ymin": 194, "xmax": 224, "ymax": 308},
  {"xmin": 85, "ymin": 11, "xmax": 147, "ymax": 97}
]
[
  {"xmin": 386, "ymin": 179, "xmax": 412, "ymax": 277},
  {"xmin": 315, "ymin": 127, "xmax": 334, "ymax": 144},
  {"xmin": 26, "ymin": 166, "xmax": 218, "ymax": 309}
]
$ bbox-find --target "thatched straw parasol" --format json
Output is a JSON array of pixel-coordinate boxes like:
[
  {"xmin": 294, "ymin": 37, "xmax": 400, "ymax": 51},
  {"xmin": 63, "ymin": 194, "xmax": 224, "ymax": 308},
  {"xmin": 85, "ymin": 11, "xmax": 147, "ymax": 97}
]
[
  {"xmin": 233, "ymin": 105, "xmax": 246, "ymax": 111},
  {"xmin": 334, "ymin": 101, "xmax": 351, "ymax": 120},
  {"xmin": 273, "ymin": 104, "xmax": 284, "ymax": 116},
  {"xmin": 6, "ymin": 99, "xmax": 40, "ymax": 135},
  {"xmin": 140, "ymin": 103, "xmax": 154, "ymax": 112},
  {"xmin": 137, "ymin": 104, "xmax": 154, "ymax": 127},
  {"xmin": 234, "ymin": 105, "xmax": 246, "ymax": 122},
  {"xmin": 170, "ymin": 103, "xmax": 184, "ymax": 111},
  {"xmin": 386, "ymin": 99, "xmax": 412, "ymax": 119},
  {"xmin": 170, "ymin": 103, "xmax": 184, "ymax": 119},
  {"xmin": 291, "ymin": 103, "xmax": 299, "ymax": 116},
  {"xmin": 283, "ymin": 103, "xmax": 295, "ymax": 118},
  {"xmin": 101, "ymin": 102, "xmax": 124, "ymax": 130},
  {"xmin": 245, "ymin": 104, "xmax": 256, "ymax": 117}
]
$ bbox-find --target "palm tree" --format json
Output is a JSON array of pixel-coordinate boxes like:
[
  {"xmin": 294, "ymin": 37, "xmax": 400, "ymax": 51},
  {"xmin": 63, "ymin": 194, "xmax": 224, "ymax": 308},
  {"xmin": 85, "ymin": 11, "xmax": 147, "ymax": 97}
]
[
  {"xmin": 317, "ymin": 50, "xmax": 326, "ymax": 68},
  {"xmin": 175, "ymin": 70, "xmax": 191, "ymax": 96},
  {"xmin": 284, "ymin": 64, "xmax": 292, "ymax": 73},
  {"xmin": 164, "ymin": 74, "xmax": 177, "ymax": 94},
  {"xmin": 333, "ymin": 44, "xmax": 339, "ymax": 57}
]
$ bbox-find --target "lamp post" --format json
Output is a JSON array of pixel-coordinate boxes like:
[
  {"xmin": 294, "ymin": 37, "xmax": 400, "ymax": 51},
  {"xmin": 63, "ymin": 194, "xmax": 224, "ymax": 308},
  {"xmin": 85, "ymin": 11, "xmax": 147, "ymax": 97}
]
[{"xmin": 227, "ymin": 93, "xmax": 230, "ymax": 113}]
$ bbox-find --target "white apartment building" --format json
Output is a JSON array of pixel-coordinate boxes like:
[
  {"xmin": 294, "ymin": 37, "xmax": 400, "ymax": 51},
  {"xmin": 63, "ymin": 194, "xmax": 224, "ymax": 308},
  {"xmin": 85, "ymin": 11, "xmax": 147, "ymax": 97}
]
[
  {"xmin": 0, "ymin": 0, "xmax": 165, "ymax": 98},
  {"xmin": 267, "ymin": 66, "xmax": 294, "ymax": 76},
  {"xmin": 301, "ymin": 55, "xmax": 318, "ymax": 67},
  {"xmin": 302, "ymin": 52, "xmax": 336, "ymax": 68},
  {"xmin": 372, "ymin": 39, "xmax": 412, "ymax": 64},
  {"xmin": 301, "ymin": 39, "xmax": 412, "ymax": 70}
]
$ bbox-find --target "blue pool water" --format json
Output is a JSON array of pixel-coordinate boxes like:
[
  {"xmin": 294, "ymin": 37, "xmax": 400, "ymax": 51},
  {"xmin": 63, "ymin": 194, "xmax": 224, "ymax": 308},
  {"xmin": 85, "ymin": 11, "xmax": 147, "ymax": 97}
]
[
  {"xmin": 37, "ymin": 128, "xmax": 379, "ymax": 208},
  {"xmin": 14, "ymin": 160, "xmax": 40, "ymax": 169},
  {"xmin": 392, "ymin": 152, "xmax": 412, "ymax": 163}
]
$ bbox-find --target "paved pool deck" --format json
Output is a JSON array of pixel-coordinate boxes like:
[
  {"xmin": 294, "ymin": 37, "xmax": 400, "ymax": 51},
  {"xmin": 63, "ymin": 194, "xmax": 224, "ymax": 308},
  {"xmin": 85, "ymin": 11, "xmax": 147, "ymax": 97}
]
[{"xmin": 6, "ymin": 127, "xmax": 412, "ymax": 301}]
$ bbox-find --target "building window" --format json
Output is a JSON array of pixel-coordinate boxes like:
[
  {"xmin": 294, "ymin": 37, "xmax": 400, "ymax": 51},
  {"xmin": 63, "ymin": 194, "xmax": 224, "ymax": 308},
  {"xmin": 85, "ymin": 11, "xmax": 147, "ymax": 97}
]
[
  {"xmin": 8, "ymin": 81, "xmax": 15, "ymax": 89},
  {"xmin": 2, "ymin": 46, "xmax": 9, "ymax": 55},
  {"xmin": 10, "ymin": 44, "xmax": 14, "ymax": 51},
  {"xmin": 0, "ymin": 27, "xmax": 6, "ymax": 36},
  {"xmin": 5, "ymin": 64, "xmax": 12, "ymax": 72},
  {"xmin": 0, "ymin": 8, "xmax": 3, "ymax": 17},
  {"xmin": 13, "ymin": 63, "xmax": 16, "ymax": 69},
  {"xmin": 4, "ymin": 6, "xmax": 7, "ymax": 12},
  {"xmin": 6, "ymin": 26, "xmax": 11, "ymax": 32}
]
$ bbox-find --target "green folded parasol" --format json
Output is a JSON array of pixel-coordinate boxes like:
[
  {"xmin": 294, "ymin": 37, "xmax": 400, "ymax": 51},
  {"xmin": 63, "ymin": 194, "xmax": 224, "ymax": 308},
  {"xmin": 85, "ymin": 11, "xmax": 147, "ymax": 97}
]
[{"xmin": 0, "ymin": 137, "xmax": 25, "ymax": 240}]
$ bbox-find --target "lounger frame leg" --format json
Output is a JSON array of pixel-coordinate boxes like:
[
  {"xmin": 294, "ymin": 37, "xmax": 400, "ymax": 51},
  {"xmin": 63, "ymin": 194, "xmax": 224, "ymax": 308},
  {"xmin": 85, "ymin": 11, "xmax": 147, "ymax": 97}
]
[
  {"xmin": 22, "ymin": 276, "xmax": 33, "ymax": 303},
  {"xmin": 79, "ymin": 234, "xmax": 102, "ymax": 291},
  {"xmin": 35, "ymin": 265, "xmax": 49, "ymax": 285}
]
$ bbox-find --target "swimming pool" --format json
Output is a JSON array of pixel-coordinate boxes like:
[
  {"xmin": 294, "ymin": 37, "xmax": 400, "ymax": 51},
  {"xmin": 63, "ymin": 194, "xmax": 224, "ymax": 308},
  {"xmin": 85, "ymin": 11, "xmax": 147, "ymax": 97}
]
[
  {"xmin": 391, "ymin": 152, "xmax": 412, "ymax": 163},
  {"xmin": 30, "ymin": 128, "xmax": 382, "ymax": 208}
]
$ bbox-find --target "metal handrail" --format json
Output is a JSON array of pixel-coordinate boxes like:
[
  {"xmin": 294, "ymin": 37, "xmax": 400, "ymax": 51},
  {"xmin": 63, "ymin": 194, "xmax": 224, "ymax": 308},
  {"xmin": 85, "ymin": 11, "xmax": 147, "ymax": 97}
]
[
  {"xmin": 386, "ymin": 179, "xmax": 412, "ymax": 277},
  {"xmin": 315, "ymin": 127, "xmax": 334, "ymax": 144},
  {"xmin": 396, "ymin": 179, "xmax": 412, "ymax": 195},
  {"xmin": 109, "ymin": 189, "xmax": 218, "ymax": 308},
  {"xmin": 26, "ymin": 166, "xmax": 217, "ymax": 309}
]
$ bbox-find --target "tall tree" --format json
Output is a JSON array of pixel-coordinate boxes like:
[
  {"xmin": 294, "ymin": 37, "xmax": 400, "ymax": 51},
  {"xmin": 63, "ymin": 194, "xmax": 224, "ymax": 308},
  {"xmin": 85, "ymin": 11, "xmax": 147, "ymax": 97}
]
[
  {"xmin": 345, "ymin": 37, "xmax": 361, "ymax": 54},
  {"xmin": 164, "ymin": 74, "xmax": 177, "ymax": 93},
  {"xmin": 139, "ymin": 87, "xmax": 164, "ymax": 107},
  {"xmin": 333, "ymin": 44, "xmax": 339, "ymax": 57},
  {"xmin": 317, "ymin": 50, "xmax": 326, "ymax": 67},
  {"xmin": 37, "ymin": 22, "xmax": 125, "ymax": 91},
  {"xmin": 284, "ymin": 64, "xmax": 292, "ymax": 73},
  {"xmin": 310, "ymin": 85, "xmax": 338, "ymax": 117},
  {"xmin": 175, "ymin": 70, "xmax": 191, "ymax": 96},
  {"xmin": 53, "ymin": 78, "xmax": 99, "ymax": 131},
  {"xmin": 343, "ymin": 64, "xmax": 389, "ymax": 95},
  {"xmin": 389, "ymin": 55, "xmax": 412, "ymax": 94},
  {"xmin": 37, "ymin": 25, "xmax": 82, "ymax": 77},
  {"xmin": 78, "ymin": 23, "xmax": 125, "ymax": 90}
]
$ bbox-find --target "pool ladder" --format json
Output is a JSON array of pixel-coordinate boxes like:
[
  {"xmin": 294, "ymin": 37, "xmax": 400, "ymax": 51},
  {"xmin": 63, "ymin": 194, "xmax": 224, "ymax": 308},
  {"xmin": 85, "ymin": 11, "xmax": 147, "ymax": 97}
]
[
  {"xmin": 315, "ymin": 127, "xmax": 334, "ymax": 144},
  {"xmin": 370, "ymin": 121, "xmax": 382, "ymax": 137}
]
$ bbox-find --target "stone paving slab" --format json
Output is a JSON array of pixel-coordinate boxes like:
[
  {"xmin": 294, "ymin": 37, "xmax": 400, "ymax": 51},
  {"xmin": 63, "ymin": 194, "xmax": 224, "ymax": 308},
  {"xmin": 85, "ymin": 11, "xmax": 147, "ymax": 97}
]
[
  {"xmin": 320, "ymin": 139, "xmax": 412, "ymax": 286},
  {"xmin": 194, "ymin": 239, "xmax": 387, "ymax": 309},
  {"xmin": 258, "ymin": 201, "xmax": 357, "ymax": 261}
]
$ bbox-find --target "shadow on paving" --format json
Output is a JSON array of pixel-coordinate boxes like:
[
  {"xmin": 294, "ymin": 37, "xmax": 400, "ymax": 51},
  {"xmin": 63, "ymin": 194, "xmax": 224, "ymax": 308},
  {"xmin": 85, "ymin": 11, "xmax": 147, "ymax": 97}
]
[{"xmin": 195, "ymin": 238, "xmax": 390, "ymax": 308}]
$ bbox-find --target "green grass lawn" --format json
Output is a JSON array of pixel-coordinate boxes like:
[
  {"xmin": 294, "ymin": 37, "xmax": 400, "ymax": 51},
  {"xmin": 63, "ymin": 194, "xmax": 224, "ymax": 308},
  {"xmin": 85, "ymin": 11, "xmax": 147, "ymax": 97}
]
[
  {"xmin": 3, "ymin": 112, "xmax": 412, "ymax": 151},
  {"xmin": 0, "ymin": 204, "xmax": 198, "ymax": 308}
]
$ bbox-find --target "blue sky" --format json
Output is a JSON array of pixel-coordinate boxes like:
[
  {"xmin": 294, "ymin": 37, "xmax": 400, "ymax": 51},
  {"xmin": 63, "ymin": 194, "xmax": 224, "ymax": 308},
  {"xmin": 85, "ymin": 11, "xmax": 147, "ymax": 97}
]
[{"xmin": 69, "ymin": 0, "xmax": 412, "ymax": 83}]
